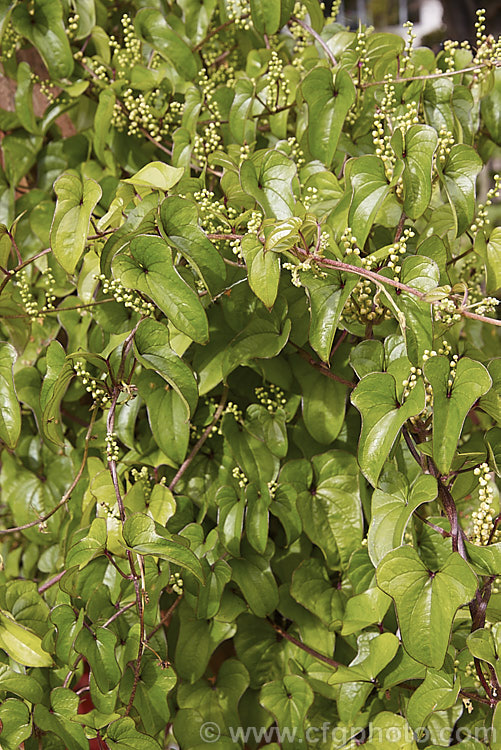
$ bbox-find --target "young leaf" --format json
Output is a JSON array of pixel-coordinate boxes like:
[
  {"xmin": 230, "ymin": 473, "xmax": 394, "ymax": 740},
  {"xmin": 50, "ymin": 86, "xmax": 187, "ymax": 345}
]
[
  {"xmin": 123, "ymin": 162, "xmax": 185, "ymax": 192},
  {"xmin": 377, "ymin": 548, "xmax": 477, "ymax": 668},
  {"xmin": 424, "ymin": 356, "xmax": 491, "ymax": 475}
]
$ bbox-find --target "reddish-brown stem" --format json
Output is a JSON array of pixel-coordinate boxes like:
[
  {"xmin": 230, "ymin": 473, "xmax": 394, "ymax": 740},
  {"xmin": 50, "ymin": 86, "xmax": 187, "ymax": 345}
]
[{"xmin": 269, "ymin": 619, "xmax": 340, "ymax": 669}]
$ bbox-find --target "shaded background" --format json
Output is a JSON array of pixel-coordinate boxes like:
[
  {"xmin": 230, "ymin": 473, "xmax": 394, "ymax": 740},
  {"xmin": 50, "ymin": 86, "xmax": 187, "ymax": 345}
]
[{"xmin": 325, "ymin": 0, "xmax": 501, "ymax": 45}]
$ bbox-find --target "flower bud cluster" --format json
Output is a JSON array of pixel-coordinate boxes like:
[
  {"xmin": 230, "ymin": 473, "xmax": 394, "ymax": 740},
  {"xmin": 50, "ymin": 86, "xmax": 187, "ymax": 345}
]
[
  {"xmin": 283, "ymin": 258, "xmax": 312, "ymax": 287},
  {"xmin": 232, "ymin": 466, "xmax": 248, "ymax": 488},
  {"xmin": 471, "ymin": 173, "xmax": 501, "ymax": 233},
  {"xmin": 111, "ymin": 14, "xmax": 142, "ymax": 72},
  {"xmin": 246, "ymin": 211, "xmax": 263, "ymax": 236},
  {"xmin": 105, "ymin": 432, "xmax": 120, "ymax": 462},
  {"xmin": 226, "ymin": 0, "xmax": 251, "ymax": 30},
  {"xmin": 95, "ymin": 274, "xmax": 155, "ymax": 316},
  {"xmin": 373, "ymin": 76, "xmax": 397, "ymax": 175},
  {"xmin": 267, "ymin": 480, "xmax": 278, "ymax": 499},
  {"xmin": 403, "ymin": 21, "xmax": 416, "ymax": 60},
  {"xmin": 1, "ymin": 22, "xmax": 21, "ymax": 59},
  {"xmin": 355, "ymin": 26, "xmax": 370, "ymax": 83},
  {"xmin": 402, "ymin": 366, "xmax": 423, "ymax": 400},
  {"xmin": 387, "ymin": 228, "xmax": 414, "ymax": 273},
  {"xmin": 255, "ymin": 384, "xmax": 287, "ymax": 412},
  {"xmin": 328, "ymin": 0, "xmax": 342, "ymax": 23},
  {"xmin": 443, "ymin": 39, "xmax": 459, "ymax": 73},
  {"xmin": 287, "ymin": 137, "xmax": 305, "ymax": 169},
  {"xmin": 265, "ymin": 51, "xmax": 290, "ymax": 111},
  {"xmin": 73, "ymin": 360, "xmax": 111, "ymax": 408},
  {"xmin": 471, "ymin": 462, "xmax": 498, "ymax": 545},
  {"xmin": 436, "ymin": 128, "xmax": 455, "ymax": 167},
  {"xmin": 41, "ymin": 270, "xmax": 56, "ymax": 312},
  {"xmin": 169, "ymin": 572, "xmax": 184, "ymax": 595},
  {"xmin": 65, "ymin": 11, "xmax": 80, "ymax": 39},
  {"xmin": 17, "ymin": 272, "xmax": 39, "ymax": 322},
  {"xmin": 193, "ymin": 122, "xmax": 222, "ymax": 163}
]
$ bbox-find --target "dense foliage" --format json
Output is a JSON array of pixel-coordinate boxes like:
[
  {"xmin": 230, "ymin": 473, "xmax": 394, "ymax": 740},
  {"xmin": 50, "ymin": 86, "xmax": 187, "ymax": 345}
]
[{"xmin": 1, "ymin": 1, "xmax": 501, "ymax": 748}]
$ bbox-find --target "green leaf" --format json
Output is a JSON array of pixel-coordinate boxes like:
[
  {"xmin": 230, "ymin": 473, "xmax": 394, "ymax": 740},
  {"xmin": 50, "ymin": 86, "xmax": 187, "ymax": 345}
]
[
  {"xmin": 66, "ymin": 517, "xmax": 107, "ymax": 570},
  {"xmin": 105, "ymin": 717, "xmax": 161, "ymax": 750},
  {"xmin": 480, "ymin": 69, "xmax": 501, "ymax": 146},
  {"xmin": 438, "ymin": 144, "xmax": 483, "ymax": 238},
  {"xmin": 377, "ymin": 548, "xmax": 477, "ymax": 667},
  {"xmin": 241, "ymin": 234, "xmax": 281, "ymax": 309},
  {"xmin": 123, "ymin": 513, "xmax": 205, "ymax": 583},
  {"xmin": 341, "ymin": 587, "xmax": 392, "ymax": 635},
  {"xmin": 259, "ymin": 675, "xmax": 314, "ymax": 749},
  {"xmin": 230, "ymin": 541, "xmax": 278, "ymax": 617},
  {"xmin": 293, "ymin": 357, "xmax": 347, "ymax": 444},
  {"xmin": 302, "ymin": 68, "xmax": 355, "ymax": 167},
  {"xmin": 74, "ymin": 627, "xmax": 121, "ymax": 693},
  {"xmin": 222, "ymin": 311, "xmax": 291, "ymax": 381},
  {"xmin": 347, "ymin": 156, "xmax": 391, "ymax": 249},
  {"xmin": 392, "ymin": 125, "xmax": 438, "ymax": 219},
  {"xmin": 0, "ymin": 664, "xmax": 44, "ymax": 703},
  {"xmin": 123, "ymin": 162, "xmax": 185, "ymax": 192},
  {"xmin": 240, "ymin": 151, "xmax": 296, "ymax": 220},
  {"xmin": 365, "ymin": 712, "xmax": 418, "ymax": 749},
  {"xmin": 134, "ymin": 319, "xmax": 198, "ymax": 418},
  {"xmin": 290, "ymin": 559, "xmax": 343, "ymax": 629},
  {"xmin": 145, "ymin": 383, "xmax": 190, "ymax": 465},
  {"xmin": 114, "ymin": 236, "xmax": 209, "ymax": 344},
  {"xmin": 159, "ymin": 196, "xmax": 226, "ymax": 295},
  {"xmin": 0, "ymin": 699, "xmax": 32, "ymax": 750},
  {"xmin": 486, "ymin": 426, "xmax": 501, "ymax": 476},
  {"xmin": 229, "ymin": 77, "xmax": 257, "ymax": 144},
  {"xmin": 34, "ymin": 689, "xmax": 90, "ymax": 749},
  {"xmin": 245, "ymin": 483, "xmax": 271, "ymax": 555},
  {"xmin": 50, "ymin": 173, "xmax": 102, "ymax": 274},
  {"xmin": 406, "ymin": 664, "xmax": 460, "ymax": 731},
  {"xmin": 424, "ymin": 357, "xmax": 491, "ymax": 475},
  {"xmin": 134, "ymin": 8, "xmax": 198, "ymax": 80},
  {"xmin": 351, "ymin": 372, "xmax": 426, "ymax": 486},
  {"xmin": 368, "ymin": 474, "xmax": 438, "ymax": 566},
  {"xmin": 296, "ymin": 450, "xmax": 363, "ymax": 569},
  {"xmin": 302, "ymin": 267, "xmax": 358, "ymax": 362},
  {"xmin": 15, "ymin": 61, "xmax": 38, "ymax": 134},
  {"xmin": 328, "ymin": 632, "xmax": 399, "ymax": 684},
  {"xmin": 0, "ymin": 342, "xmax": 20, "ymax": 449},
  {"xmin": 217, "ymin": 485, "xmax": 245, "ymax": 557},
  {"xmin": 482, "ymin": 227, "xmax": 501, "ymax": 293},
  {"xmin": 388, "ymin": 256, "xmax": 439, "ymax": 364},
  {"xmin": 12, "ymin": 0, "xmax": 74, "ymax": 79},
  {"xmin": 467, "ymin": 626, "xmax": 501, "ymax": 685},
  {"xmin": 39, "ymin": 341, "xmax": 74, "ymax": 447},
  {"xmin": 0, "ymin": 609, "xmax": 53, "ymax": 667}
]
